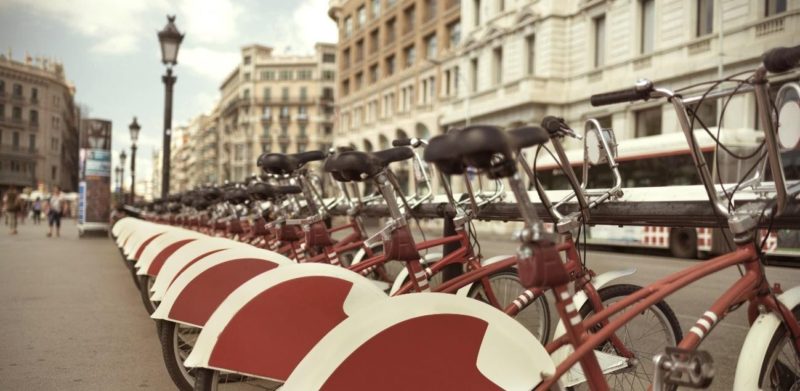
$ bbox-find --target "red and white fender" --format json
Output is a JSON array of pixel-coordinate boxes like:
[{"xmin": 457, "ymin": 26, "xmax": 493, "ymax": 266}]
[
  {"xmin": 282, "ymin": 293, "xmax": 557, "ymax": 390},
  {"xmin": 149, "ymin": 238, "xmax": 253, "ymax": 301},
  {"xmin": 184, "ymin": 263, "xmax": 387, "ymax": 382},
  {"xmin": 112, "ymin": 216, "xmax": 137, "ymax": 240},
  {"xmin": 125, "ymin": 226, "xmax": 168, "ymax": 261},
  {"xmin": 733, "ymin": 284, "xmax": 800, "ymax": 390},
  {"xmin": 151, "ymin": 247, "xmax": 292, "ymax": 327},
  {"xmin": 134, "ymin": 228, "xmax": 204, "ymax": 276}
]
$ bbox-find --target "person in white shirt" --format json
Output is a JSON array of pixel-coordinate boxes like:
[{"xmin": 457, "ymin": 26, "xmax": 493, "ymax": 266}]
[{"xmin": 47, "ymin": 186, "xmax": 65, "ymax": 238}]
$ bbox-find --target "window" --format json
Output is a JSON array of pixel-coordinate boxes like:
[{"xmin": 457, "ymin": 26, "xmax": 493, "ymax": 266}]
[
  {"xmin": 526, "ymin": 35, "xmax": 535, "ymax": 75},
  {"xmin": 593, "ymin": 15, "xmax": 606, "ymax": 68},
  {"xmin": 298, "ymin": 106, "xmax": 308, "ymax": 120},
  {"xmin": 322, "ymin": 70, "xmax": 335, "ymax": 81},
  {"xmin": 0, "ymin": 80, "xmax": 4, "ymax": 93},
  {"xmin": 12, "ymin": 131, "xmax": 19, "ymax": 147},
  {"xmin": 372, "ymin": 0, "xmax": 381, "ymax": 17},
  {"xmin": 404, "ymin": 45, "xmax": 416, "ymax": 68},
  {"xmin": 689, "ymin": 100, "xmax": 718, "ymax": 129},
  {"xmin": 425, "ymin": 0, "xmax": 437, "ymax": 21},
  {"xmin": 280, "ymin": 106, "xmax": 290, "ymax": 118},
  {"xmin": 404, "ymin": 5, "xmax": 415, "ymax": 33},
  {"xmin": 279, "ymin": 70, "xmax": 293, "ymax": 80},
  {"xmin": 323, "ymin": 53, "xmax": 336, "ymax": 63},
  {"xmin": 342, "ymin": 79, "xmax": 350, "ymax": 95},
  {"xmin": 358, "ymin": 6, "xmax": 366, "ymax": 27},
  {"xmin": 386, "ymin": 55, "xmax": 396, "ymax": 76},
  {"xmin": 473, "ymin": 0, "xmax": 481, "ymax": 26},
  {"xmin": 263, "ymin": 87, "xmax": 271, "ymax": 101},
  {"xmin": 31, "ymin": 88, "xmax": 38, "ymax": 101},
  {"xmin": 425, "ymin": 34, "xmax": 437, "ymax": 59},
  {"xmin": 323, "ymin": 87, "xmax": 334, "ymax": 100},
  {"xmin": 51, "ymin": 166, "xmax": 57, "ymax": 180},
  {"xmin": 12, "ymin": 106, "xmax": 21, "ymax": 120},
  {"xmin": 242, "ymin": 89, "xmax": 250, "ymax": 99},
  {"xmin": 297, "ymin": 70, "xmax": 313, "ymax": 80},
  {"xmin": 470, "ymin": 58, "xmax": 479, "ymax": 92},
  {"xmin": 244, "ymin": 55, "xmax": 251, "ymax": 65},
  {"xmin": 492, "ymin": 46, "xmax": 503, "ymax": 85},
  {"xmin": 370, "ymin": 64, "xmax": 379, "ymax": 83},
  {"xmin": 300, "ymin": 87, "xmax": 308, "ymax": 102},
  {"xmin": 386, "ymin": 18, "xmax": 396, "ymax": 43},
  {"xmin": 244, "ymin": 72, "xmax": 251, "ymax": 81},
  {"xmin": 12, "ymin": 83, "xmax": 22, "ymax": 97},
  {"xmin": 30, "ymin": 109, "xmax": 38, "ymax": 124},
  {"xmin": 765, "ymin": 0, "xmax": 787, "ymax": 16},
  {"xmin": 0, "ymin": 104, "xmax": 4, "ymax": 118},
  {"xmin": 282, "ymin": 87, "xmax": 289, "ymax": 101},
  {"xmin": 263, "ymin": 106, "xmax": 272, "ymax": 118},
  {"xmin": 345, "ymin": 16, "xmax": 353, "ymax": 36},
  {"xmin": 448, "ymin": 21, "xmax": 461, "ymax": 48},
  {"xmin": 261, "ymin": 70, "xmax": 275, "ymax": 80},
  {"xmin": 635, "ymin": 106, "xmax": 662, "ymax": 137},
  {"xmin": 696, "ymin": 0, "xmax": 713, "ymax": 36},
  {"xmin": 343, "ymin": 48, "xmax": 351, "ymax": 68},
  {"xmin": 356, "ymin": 39, "xmax": 364, "ymax": 62},
  {"xmin": 51, "ymin": 137, "xmax": 59, "ymax": 152},
  {"xmin": 370, "ymin": 29, "xmax": 380, "ymax": 54},
  {"xmin": 596, "ymin": 115, "xmax": 612, "ymax": 130},
  {"xmin": 640, "ymin": 0, "xmax": 654, "ymax": 54},
  {"xmin": 355, "ymin": 72, "xmax": 364, "ymax": 90},
  {"xmin": 29, "ymin": 134, "xmax": 35, "ymax": 151}
]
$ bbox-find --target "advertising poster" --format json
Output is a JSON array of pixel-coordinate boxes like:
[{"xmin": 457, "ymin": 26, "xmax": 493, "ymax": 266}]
[
  {"xmin": 79, "ymin": 119, "xmax": 112, "ymax": 226},
  {"xmin": 78, "ymin": 181, "xmax": 86, "ymax": 225}
]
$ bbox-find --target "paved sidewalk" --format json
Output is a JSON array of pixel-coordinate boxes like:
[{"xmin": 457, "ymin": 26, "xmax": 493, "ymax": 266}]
[{"xmin": 0, "ymin": 219, "xmax": 173, "ymax": 390}]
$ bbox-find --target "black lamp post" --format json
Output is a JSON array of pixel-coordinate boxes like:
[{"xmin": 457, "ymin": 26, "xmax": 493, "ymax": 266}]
[
  {"xmin": 114, "ymin": 166, "xmax": 122, "ymax": 198},
  {"xmin": 157, "ymin": 15, "xmax": 184, "ymax": 198},
  {"xmin": 129, "ymin": 117, "xmax": 140, "ymax": 203},
  {"xmin": 119, "ymin": 150, "xmax": 127, "ymax": 203}
]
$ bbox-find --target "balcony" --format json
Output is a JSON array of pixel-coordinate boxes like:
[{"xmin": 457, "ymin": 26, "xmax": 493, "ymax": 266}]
[
  {"xmin": 297, "ymin": 133, "xmax": 309, "ymax": 144},
  {"xmin": 10, "ymin": 93, "xmax": 24, "ymax": 103},
  {"xmin": 0, "ymin": 145, "xmax": 39, "ymax": 158},
  {"xmin": 30, "ymin": 97, "xmax": 39, "ymax": 105},
  {"xmin": 0, "ymin": 172, "xmax": 35, "ymax": 187},
  {"xmin": 279, "ymin": 114, "xmax": 291, "ymax": 125},
  {"xmin": 0, "ymin": 116, "xmax": 25, "ymax": 129},
  {"xmin": 297, "ymin": 113, "xmax": 309, "ymax": 124},
  {"xmin": 29, "ymin": 121, "xmax": 39, "ymax": 131},
  {"xmin": 278, "ymin": 133, "xmax": 291, "ymax": 145},
  {"xmin": 261, "ymin": 115, "xmax": 272, "ymax": 125}
]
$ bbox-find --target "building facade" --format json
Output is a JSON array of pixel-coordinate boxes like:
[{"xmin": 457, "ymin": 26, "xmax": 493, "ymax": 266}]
[
  {"xmin": 217, "ymin": 44, "xmax": 337, "ymax": 183},
  {"xmin": 0, "ymin": 53, "xmax": 80, "ymax": 194},
  {"xmin": 328, "ymin": 0, "xmax": 799, "ymax": 192}
]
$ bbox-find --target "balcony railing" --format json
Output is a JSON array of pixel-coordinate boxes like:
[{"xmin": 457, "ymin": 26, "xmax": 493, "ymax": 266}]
[
  {"xmin": 279, "ymin": 114, "xmax": 291, "ymax": 124},
  {"xmin": 297, "ymin": 134, "xmax": 309, "ymax": 144},
  {"xmin": 297, "ymin": 113, "xmax": 309, "ymax": 123},
  {"xmin": 0, "ymin": 145, "xmax": 39, "ymax": 157},
  {"xmin": 30, "ymin": 97, "xmax": 39, "ymax": 105},
  {"xmin": 10, "ymin": 93, "xmax": 24, "ymax": 102},
  {"xmin": 278, "ymin": 134, "xmax": 291, "ymax": 144}
]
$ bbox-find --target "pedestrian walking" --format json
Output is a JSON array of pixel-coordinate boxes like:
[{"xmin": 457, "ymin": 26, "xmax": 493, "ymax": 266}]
[
  {"xmin": 5, "ymin": 187, "xmax": 20, "ymax": 235},
  {"xmin": 32, "ymin": 197, "xmax": 42, "ymax": 224},
  {"xmin": 47, "ymin": 186, "xmax": 65, "ymax": 238}
]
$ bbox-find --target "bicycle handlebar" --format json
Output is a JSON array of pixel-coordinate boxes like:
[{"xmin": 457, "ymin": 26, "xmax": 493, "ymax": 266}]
[
  {"xmin": 590, "ymin": 80, "xmax": 654, "ymax": 107},
  {"xmin": 763, "ymin": 45, "xmax": 800, "ymax": 73}
]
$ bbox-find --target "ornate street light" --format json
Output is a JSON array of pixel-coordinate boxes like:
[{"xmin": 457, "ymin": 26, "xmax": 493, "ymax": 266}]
[
  {"xmin": 129, "ymin": 117, "xmax": 140, "ymax": 203},
  {"xmin": 157, "ymin": 15, "xmax": 184, "ymax": 198},
  {"xmin": 119, "ymin": 150, "xmax": 127, "ymax": 203}
]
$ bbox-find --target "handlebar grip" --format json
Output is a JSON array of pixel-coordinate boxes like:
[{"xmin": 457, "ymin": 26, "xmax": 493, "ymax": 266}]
[
  {"xmin": 392, "ymin": 138, "xmax": 412, "ymax": 147},
  {"xmin": 590, "ymin": 86, "xmax": 653, "ymax": 107},
  {"xmin": 763, "ymin": 45, "xmax": 800, "ymax": 73}
]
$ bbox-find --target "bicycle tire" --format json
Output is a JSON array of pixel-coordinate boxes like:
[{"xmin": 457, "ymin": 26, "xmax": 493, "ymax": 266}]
[
  {"xmin": 573, "ymin": 283, "xmax": 683, "ymax": 391},
  {"xmin": 752, "ymin": 306, "xmax": 800, "ymax": 390},
  {"xmin": 468, "ymin": 270, "xmax": 551, "ymax": 343},
  {"xmin": 160, "ymin": 321, "xmax": 197, "ymax": 391},
  {"xmin": 138, "ymin": 275, "xmax": 158, "ymax": 315}
]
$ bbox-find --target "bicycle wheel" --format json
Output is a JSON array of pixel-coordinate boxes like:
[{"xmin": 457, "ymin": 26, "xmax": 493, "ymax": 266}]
[
  {"xmin": 573, "ymin": 284, "xmax": 683, "ymax": 391},
  {"xmin": 468, "ymin": 270, "xmax": 551, "ymax": 342},
  {"xmin": 754, "ymin": 306, "xmax": 800, "ymax": 390},
  {"xmin": 138, "ymin": 275, "xmax": 158, "ymax": 315},
  {"xmin": 161, "ymin": 321, "xmax": 199, "ymax": 391},
  {"xmin": 193, "ymin": 368, "xmax": 283, "ymax": 391}
]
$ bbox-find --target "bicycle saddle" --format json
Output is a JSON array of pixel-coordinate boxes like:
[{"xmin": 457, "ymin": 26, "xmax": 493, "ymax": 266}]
[
  {"xmin": 508, "ymin": 126, "xmax": 550, "ymax": 150},
  {"xmin": 202, "ymin": 187, "xmax": 223, "ymax": 203},
  {"xmin": 247, "ymin": 182, "xmax": 275, "ymax": 201},
  {"xmin": 329, "ymin": 147, "xmax": 415, "ymax": 181},
  {"xmin": 459, "ymin": 125, "xmax": 516, "ymax": 178},
  {"xmin": 272, "ymin": 185, "xmax": 303, "ymax": 195},
  {"xmin": 224, "ymin": 188, "xmax": 249, "ymax": 205},
  {"xmin": 423, "ymin": 133, "xmax": 465, "ymax": 175},
  {"xmin": 258, "ymin": 151, "xmax": 327, "ymax": 175}
]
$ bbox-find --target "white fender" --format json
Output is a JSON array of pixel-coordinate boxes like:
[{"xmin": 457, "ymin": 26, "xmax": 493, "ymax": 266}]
[
  {"xmin": 111, "ymin": 216, "xmax": 133, "ymax": 238},
  {"xmin": 184, "ymin": 263, "xmax": 387, "ymax": 371},
  {"xmin": 455, "ymin": 255, "xmax": 517, "ymax": 297},
  {"xmin": 124, "ymin": 224, "xmax": 166, "ymax": 260},
  {"xmin": 149, "ymin": 239, "xmax": 261, "ymax": 301},
  {"xmin": 550, "ymin": 268, "xmax": 637, "ymax": 369},
  {"xmin": 282, "ymin": 293, "xmax": 557, "ymax": 390},
  {"xmin": 151, "ymin": 247, "xmax": 292, "ymax": 323},
  {"xmin": 135, "ymin": 228, "xmax": 204, "ymax": 274},
  {"xmin": 733, "ymin": 285, "xmax": 800, "ymax": 390},
  {"xmin": 121, "ymin": 220, "xmax": 159, "ymax": 254},
  {"xmin": 387, "ymin": 252, "xmax": 443, "ymax": 295}
]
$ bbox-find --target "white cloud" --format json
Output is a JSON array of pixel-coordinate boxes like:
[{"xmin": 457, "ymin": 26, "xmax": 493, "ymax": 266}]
[
  {"xmin": 179, "ymin": 0, "xmax": 242, "ymax": 45},
  {"xmin": 179, "ymin": 46, "xmax": 239, "ymax": 80},
  {"xmin": 290, "ymin": 0, "xmax": 338, "ymax": 50},
  {"xmin": 1, "ymin": 0, "xmax": 169, "ymax": 54}
]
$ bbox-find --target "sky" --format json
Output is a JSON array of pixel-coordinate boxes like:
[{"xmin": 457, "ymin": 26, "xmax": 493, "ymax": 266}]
[{"xmin": 0, "ymin": 0, "xmax": 337, "ymax": 191}]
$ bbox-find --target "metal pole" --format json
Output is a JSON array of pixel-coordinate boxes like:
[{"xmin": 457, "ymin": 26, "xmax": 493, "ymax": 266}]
[
  {"xmin": 120, "ymin": 163, "xmax": 125, "ymax": 203},
  {"xmin": 162, "ymin": 67, "xmax": 176, "ymax": 199},
  {"xmin": 130, "ymin": 145, "xmax": 137, "ymax": 203}
]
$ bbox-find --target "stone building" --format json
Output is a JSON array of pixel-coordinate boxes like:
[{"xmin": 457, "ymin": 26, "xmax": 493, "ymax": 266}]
[
  {"xmin": 0, "ymin": 53, "xmax": 80, "ymax": 194},
  {"xmin": 216, "ymin": 44, "xmax": 337, "ymax": 182}
]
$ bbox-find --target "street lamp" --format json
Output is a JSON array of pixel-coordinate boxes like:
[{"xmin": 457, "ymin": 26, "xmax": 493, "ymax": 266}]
[
  {"xmin": 114, "ymin": 166, "xmax": 122, "ymax": 197},
  {"xmin": 119, "ymin": 150, "xmax": 127, "ymax": 204},
  {"xmin": 157, "ymin": 15, "xmax": 184, "ymax": 198},
  {"xmin": 129, "ymin": 117, "xmax": 140, "ymax": 203}
]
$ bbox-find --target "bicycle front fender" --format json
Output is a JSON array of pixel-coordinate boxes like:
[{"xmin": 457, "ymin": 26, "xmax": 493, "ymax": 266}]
[
  {"xmin": 550, "ymin": 268, "xmax": 637, "ymax": 364},
  {"xmin": 388, "ymin": 253, "xmax": 443, "ymax": 295},
  {"xmin": 733, "ymin": 284, "xmax": 800, "ymax": 390}
]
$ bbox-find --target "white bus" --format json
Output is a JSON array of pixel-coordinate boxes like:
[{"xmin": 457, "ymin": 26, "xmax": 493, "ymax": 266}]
[{"xmin": 534, "ymin": 128, "xmax": 799, "ymax": 259}]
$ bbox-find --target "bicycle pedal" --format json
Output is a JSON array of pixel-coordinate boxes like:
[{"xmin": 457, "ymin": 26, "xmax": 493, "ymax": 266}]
[{"xmin": 652, "ymin": 347, "xmax": 714, "ymax": 390}]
